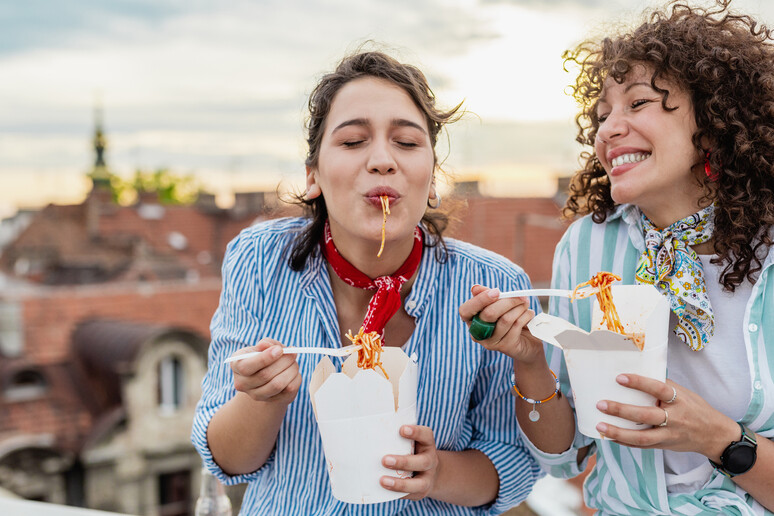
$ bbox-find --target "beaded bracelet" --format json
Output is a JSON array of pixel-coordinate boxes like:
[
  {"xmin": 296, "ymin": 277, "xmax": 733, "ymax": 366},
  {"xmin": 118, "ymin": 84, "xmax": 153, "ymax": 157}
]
[{"xmin": 511, "ymin": 369, "xmax": 560, "ymax": 422}]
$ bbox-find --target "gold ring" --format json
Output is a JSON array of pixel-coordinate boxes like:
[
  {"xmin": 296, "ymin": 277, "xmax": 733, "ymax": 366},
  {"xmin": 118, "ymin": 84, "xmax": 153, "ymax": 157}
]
[
  {"xmin": 666, "ymin": 386, "xmax": 677, "ymax": 404},
  {"xmin": 658, "ymin": 408, "xmax": 669, "ymax": 427}
]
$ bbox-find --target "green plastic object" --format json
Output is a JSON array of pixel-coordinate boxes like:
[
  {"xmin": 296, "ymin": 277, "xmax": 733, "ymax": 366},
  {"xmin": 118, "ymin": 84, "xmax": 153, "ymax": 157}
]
[{"xmin": 469, "ymin": 314, "xmax": 496, "ymax": 340}]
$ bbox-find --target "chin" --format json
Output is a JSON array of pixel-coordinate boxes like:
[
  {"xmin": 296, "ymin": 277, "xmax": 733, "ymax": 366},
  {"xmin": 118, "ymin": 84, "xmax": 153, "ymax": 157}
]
[{"xmin": 609, "ymin": 184, "xmax": 640, "ymax": 207}]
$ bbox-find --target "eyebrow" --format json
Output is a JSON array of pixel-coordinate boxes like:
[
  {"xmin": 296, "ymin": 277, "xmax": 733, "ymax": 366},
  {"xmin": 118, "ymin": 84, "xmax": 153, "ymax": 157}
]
[
  {"xmin": 598, "ymin": 82, "xmax": 656, "ymax": 104},
  {"xmin": 331, "ymin": 118, "xmax": 427, "ymax": 134}
]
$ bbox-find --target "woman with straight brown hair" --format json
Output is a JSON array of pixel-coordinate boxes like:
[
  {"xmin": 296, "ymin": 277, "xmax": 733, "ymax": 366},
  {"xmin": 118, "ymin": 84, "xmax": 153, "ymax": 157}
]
[{"xmin": 192, "ymin": 50, "xmax": 543, "ymax": 515}]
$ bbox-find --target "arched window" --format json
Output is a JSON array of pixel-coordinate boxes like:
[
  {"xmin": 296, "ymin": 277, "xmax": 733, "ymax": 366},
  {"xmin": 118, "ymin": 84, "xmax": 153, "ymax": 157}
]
[
  {"xmin": 158, "ymin": 356, "xmax": 185, "ymax": 414},
  {"xmin": 4, "ymin": 369, "xmax": 48, "ymax": 401}
]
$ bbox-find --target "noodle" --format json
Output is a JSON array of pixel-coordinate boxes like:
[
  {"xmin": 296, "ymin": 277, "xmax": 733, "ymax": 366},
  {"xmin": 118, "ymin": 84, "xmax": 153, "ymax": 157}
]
[
  {"xmin": 346, "ymin": 195, "xmax": 391, "ymax": 376},
  {"xmin": 572, "ymin": 272, "xmax": 625, "ymax": 334},
  {"xmin": 345, "ymin": 326, "xmax": 389, "ymax": 379},
  {"xmin": 377, "ymin": 195, "xmax": 390, "ymax": 257}
]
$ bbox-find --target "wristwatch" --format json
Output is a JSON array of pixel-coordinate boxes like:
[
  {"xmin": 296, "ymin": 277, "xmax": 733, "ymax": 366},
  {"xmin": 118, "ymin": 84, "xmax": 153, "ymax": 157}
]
[{"xmin": 708, "ymin": 422, "xmax": 757, "ymax": 477}]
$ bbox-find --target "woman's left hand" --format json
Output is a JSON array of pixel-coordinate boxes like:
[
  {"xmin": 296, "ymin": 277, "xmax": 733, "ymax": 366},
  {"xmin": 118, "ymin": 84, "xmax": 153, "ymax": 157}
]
[
  {"xmin": 595, "ymin": 374, "xmax": 738, "ymax": 458},
  {"xmin": 380, "ymin": 425, "xmax": 439, "ymax": 500}
]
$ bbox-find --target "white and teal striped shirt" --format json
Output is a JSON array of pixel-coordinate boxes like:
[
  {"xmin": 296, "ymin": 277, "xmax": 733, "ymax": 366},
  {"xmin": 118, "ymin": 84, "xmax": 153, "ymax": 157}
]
[
  {"xmin": 524, "ymin": 204, "xmax": 774, "ymax": 515},
  {"xmin": 192, "ymin": 217, "xmax": 544, "ymax": 515}
]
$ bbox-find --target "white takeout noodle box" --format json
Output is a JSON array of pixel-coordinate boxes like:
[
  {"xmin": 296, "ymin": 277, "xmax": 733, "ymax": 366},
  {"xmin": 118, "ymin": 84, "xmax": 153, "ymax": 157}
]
[
  {"xmin": 309, "ymin": 347, "xmax": 418, "ymax": 504},
  {"xmin": 527, "ymin": 284, "xmax": 669, "ymax": 438}
]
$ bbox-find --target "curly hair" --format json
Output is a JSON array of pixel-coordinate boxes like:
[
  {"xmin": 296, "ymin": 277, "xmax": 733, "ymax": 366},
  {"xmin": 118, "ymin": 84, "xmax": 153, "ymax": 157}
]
[
  {"xmin": 563, "ymin": 0, "xmax": 774, "ymax": 290},
  {"xmin": 288, "ymin": 50, "xmax": 463, "ymax": 271}
]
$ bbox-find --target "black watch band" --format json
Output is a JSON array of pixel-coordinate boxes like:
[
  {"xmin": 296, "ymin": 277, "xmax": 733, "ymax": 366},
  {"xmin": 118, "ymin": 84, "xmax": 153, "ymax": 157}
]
[{"xmin": 708, "ymin": 422, "xmax": 757, "ymax": 477}]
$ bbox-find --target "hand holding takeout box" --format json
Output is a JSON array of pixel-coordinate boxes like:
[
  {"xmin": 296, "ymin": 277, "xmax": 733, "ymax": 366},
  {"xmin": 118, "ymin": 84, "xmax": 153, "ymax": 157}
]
[
  {"xmin": 309, "ymin": 347, "xmax": 418, "ymax": 504},
  {"xmin": 527, "ymin": 284, "xmax": 670, "ymax": 438}
]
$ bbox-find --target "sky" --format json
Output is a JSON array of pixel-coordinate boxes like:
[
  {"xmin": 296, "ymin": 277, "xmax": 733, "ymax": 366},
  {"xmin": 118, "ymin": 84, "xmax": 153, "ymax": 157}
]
[{"xmin": 2, "ymin": 0, "xmax": 774, "ymax": 216}]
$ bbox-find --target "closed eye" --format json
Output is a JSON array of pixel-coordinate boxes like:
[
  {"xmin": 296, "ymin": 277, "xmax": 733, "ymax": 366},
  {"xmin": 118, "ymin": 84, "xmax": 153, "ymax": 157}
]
[{"xmin": 342, "ymin": 140, "xmax": 365, "ymax": 148}]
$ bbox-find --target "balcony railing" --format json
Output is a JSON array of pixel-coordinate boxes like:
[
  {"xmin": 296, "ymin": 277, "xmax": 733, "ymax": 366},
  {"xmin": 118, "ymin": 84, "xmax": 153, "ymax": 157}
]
[{"xmin": 0, "ymin": 498, "xmax": 129, "ymax": 516}]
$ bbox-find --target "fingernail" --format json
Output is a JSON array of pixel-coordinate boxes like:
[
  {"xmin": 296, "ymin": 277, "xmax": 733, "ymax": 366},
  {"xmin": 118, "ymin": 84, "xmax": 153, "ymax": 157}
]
[
  {"xmin": 617, "ymin": 374, "xmax": 629, "ymax": 384},
  {"xmin": 597, "ymin": 400, "xmax": 608, "ymax": 411},
  {"xmin": 271, "ymin": 346, "xmax": 282, "ymax": 358},
  {"xmin": 487, "ymin": 288, "xmax": 500, "ymax": 298},
  {"xmin": 597, "ymin": 423, "xmax": 608, "ymax": 433},
  {"xmin": 382, "ymin": 477, "xmax": 395, "ymax": 487},
  {"xmin": 402, "ymin": 426, "xmax": 413, "ymax": 436},
  {"xmin": 384, "ymin": 456, "xmax": 396, "ymax": 466}
]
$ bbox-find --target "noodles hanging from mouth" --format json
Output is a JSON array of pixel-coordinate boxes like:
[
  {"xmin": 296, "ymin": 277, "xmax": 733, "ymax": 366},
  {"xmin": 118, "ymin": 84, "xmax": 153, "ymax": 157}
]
[
  {"xmin": 377, "ymin": 195, "xmax": 390, "ymax": 258},
  {"xmin": 345, "ymin": 327, "xmax": 389, "ymax": 378}
]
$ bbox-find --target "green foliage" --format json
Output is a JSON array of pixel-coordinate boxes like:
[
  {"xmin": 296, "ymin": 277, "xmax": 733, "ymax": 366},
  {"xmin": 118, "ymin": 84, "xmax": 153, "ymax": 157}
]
[{"xmin": 107, "ymin": 169, "xmax": 199, "ymax": 206}]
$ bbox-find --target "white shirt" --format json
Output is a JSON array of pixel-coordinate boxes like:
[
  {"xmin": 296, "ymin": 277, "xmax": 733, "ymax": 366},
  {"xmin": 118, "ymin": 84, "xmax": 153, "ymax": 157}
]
[{"xmin": 663, "ymin": 254, "xmax": 753, "ymax": 494}]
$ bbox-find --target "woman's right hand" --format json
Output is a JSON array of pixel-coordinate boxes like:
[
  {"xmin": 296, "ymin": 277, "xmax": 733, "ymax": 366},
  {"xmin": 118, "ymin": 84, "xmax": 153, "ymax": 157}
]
[
  {"xmin": 458, "ymin": 285, "xmax": 545, "ymax": 364},
  {"xmin": 230, "ymin": 338, "xmax": 301, "ymax": 404}
]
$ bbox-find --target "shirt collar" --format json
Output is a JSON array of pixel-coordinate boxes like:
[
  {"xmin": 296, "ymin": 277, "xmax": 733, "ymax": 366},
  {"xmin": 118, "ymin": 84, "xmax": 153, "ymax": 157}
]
[{"xmin": 609, "ymin": 204, "xmax": 646, "ymax": 251}]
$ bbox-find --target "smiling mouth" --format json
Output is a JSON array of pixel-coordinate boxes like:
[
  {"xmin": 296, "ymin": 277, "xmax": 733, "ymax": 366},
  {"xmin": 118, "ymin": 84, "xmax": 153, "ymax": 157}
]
[{"xmin": 611, "ymin": 152, "xmax": 650, "ymax": 168}]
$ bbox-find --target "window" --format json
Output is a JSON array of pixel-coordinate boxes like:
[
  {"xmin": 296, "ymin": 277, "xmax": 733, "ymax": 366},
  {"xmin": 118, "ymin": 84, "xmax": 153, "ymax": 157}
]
[
  {"xmin": 4, "ymin": 369, "xmax": 48, "ymax": 401},
  {"xmin": 158, "ymin": 470, "xmax": 191, "ymax": 516},
  {"xmin": 158, "ymin": 356, "xmax": 185, "ymax": 414}
]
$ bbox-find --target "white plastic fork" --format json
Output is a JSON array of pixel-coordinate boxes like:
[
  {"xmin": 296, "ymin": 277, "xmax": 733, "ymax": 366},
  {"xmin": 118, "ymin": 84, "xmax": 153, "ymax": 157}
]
[
  {"xmin": 497, "ymin": 287, "xmax": 600, "ymax": 300},
  {"xmin": 224, "ymin": 345, "xmax": 362, "ymax": 364}
]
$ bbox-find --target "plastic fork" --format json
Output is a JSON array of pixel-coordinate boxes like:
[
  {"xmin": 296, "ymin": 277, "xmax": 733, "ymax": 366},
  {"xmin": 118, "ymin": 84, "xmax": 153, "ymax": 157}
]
[
  {"xmin": 469, "ymin": 287, "xmax": 601, "ymax": 340},
  {"xmin": 497, "ymin": 287, "xmax": 600, "ymax": 300},
  {"xmin": 224, "ymin": 345, "xmax": 362, "ymax": 364}
]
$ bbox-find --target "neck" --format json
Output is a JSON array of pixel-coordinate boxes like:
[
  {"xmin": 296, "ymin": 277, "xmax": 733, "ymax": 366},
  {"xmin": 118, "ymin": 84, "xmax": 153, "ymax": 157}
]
[
  {"xmin": 640, "ymin": 199, "xmax": 712, "ymax": 230},
  {"xmin": 324, "ymin": 237, "xmax": 421, "ymax": 320},
  {"xmin": 329, "ymin": 227, "xmax": 418, "ymax": 279}
]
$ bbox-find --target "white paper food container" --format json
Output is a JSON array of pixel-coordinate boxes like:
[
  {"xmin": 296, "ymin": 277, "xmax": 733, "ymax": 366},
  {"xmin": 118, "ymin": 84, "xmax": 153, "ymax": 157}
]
[
  {"xmin": 309, "ymin": 347, "xmax": 418, "ymax": 504},
  {"xmin": 527, "ymin": 284, "xmax": 669, "ymax": 438}
]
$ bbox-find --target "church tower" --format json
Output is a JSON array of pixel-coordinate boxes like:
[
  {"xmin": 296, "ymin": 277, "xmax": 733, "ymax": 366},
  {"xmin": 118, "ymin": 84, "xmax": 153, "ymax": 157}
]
[
  {"xmin": 86, "ymin": 103, "xmax": 113, "ymax": 238},
  {"xmin": 89, "ymin": 103, "xmax": 111, "ymax": 189}
]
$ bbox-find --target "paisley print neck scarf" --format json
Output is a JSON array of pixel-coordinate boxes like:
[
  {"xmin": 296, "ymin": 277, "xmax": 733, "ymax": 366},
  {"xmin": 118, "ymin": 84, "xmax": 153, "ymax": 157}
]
[{"xmin": 635, "ymin": 204, "xmax": 715, "ymax": 350}]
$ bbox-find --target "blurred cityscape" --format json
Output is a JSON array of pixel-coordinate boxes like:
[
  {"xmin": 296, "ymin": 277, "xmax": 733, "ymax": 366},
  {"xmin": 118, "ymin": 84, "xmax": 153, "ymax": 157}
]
[{"xmin": 0, "ymin": 114, "xmax": 589, "ymax": 515}]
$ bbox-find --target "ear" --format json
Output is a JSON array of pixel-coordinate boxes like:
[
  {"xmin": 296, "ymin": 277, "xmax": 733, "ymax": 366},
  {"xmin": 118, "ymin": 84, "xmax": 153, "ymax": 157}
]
[{"xmin": 305, "ymin": 165, "xmax": 322, "ymax": 200}]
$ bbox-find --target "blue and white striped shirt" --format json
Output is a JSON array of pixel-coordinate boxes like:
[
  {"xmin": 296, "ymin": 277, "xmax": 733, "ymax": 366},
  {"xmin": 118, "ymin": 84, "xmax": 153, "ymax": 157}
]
[
  {"xmin": 192, "ymin": 217, "xmax": 544, "ymax": 515},
  {"xmin": 524, "ymin": 204, "xmax": 774, "ymax": 515}
]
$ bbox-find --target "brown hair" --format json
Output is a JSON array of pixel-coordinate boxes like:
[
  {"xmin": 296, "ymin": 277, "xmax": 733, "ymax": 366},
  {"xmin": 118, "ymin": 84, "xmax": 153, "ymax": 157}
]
[
  {"xmin": 563, "ymin": 0, "xmax": 774, "ymax": 290},
  {"xmin": 288, "ymin": 50, "xmax": 463, "ymax": 270}
]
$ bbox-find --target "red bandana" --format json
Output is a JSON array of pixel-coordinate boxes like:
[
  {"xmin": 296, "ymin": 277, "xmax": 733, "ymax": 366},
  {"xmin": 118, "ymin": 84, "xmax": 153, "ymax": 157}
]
[{"xmin": 320, "ymin": 221, "xmax": 423, "ymax": 341}]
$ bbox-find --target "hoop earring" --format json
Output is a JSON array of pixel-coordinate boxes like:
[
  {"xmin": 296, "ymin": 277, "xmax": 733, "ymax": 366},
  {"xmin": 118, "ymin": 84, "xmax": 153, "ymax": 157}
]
[{"xmin": 427, "ymin": 193, "xmax": 442, "ymax": 209}]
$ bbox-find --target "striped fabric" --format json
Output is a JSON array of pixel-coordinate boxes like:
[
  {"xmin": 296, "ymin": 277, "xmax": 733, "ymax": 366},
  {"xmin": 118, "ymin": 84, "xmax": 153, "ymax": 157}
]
[
  {"xmin": 192, "ymin": 217, "xmax": 544, "ymax": 516},
  {"xmin": 523, "ymin": 204, "xmax": 774, "ymax": 515}
]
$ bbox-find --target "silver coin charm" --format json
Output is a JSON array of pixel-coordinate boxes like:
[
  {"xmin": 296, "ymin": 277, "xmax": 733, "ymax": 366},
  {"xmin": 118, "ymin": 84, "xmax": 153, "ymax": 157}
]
[{"xmin": 529, "ymin": 408, "xmax": 540, "ymax": 422}]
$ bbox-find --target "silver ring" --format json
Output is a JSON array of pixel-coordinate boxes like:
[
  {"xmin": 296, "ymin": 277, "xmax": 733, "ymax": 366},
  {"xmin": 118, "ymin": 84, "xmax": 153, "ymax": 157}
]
[
  {"xmin": 666, "ymin": 386, "xmax": 677, "ymax": 404},
  {"xmin": 658, "ymin": 408, "xmax": 669, "ymax": 427}
]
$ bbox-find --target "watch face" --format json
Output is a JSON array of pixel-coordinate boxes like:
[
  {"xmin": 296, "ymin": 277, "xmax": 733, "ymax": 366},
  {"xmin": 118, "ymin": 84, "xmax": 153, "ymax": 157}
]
[{"xmin": 726, "ymin": 444, "xmax": 757, "ymax": 474}]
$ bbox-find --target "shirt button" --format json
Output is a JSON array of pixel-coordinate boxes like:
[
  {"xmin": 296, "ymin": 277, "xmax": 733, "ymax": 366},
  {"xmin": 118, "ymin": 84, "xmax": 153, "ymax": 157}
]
[
  {"xmin": 748, "ymin": 323, "xmax": 759, "ymax": 332},
  {"xmin": 405, "ymin": 300, "xmax": 417, "ymax": 310},
  {"xmin": 754, "ymin": 381, "xmax": 763, "ymax": 390}
]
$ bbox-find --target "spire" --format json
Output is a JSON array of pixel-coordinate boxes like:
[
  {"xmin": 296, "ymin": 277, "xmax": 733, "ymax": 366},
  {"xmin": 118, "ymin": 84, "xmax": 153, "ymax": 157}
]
[{"xmin": 90, "ymin": 99, "xmax": 111, "ymax": 188}]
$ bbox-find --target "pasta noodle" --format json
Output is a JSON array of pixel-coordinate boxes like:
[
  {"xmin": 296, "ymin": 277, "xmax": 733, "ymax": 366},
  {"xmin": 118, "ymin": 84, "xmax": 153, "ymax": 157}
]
[
  {"xmin": 377, "ymin": 195, "xmax": 390, "ymax": 257},
  {"xmin": 345, "ymin": 327, "xmax": 389, "ymax": 379},
  {"xmin": 572, "ymin": 272, "xmax": 625, "ymax": 334},
  {"xmin": 571, "ymin": 272, "xmax": 646, "ymax": 350}
]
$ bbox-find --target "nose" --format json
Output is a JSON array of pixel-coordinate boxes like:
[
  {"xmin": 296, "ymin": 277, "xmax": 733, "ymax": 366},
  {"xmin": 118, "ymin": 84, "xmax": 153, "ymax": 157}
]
[
  {"xmin": 366, "ymin": 139, "xmax": 396, "ymax": 175},
  {"xmin": 596, "ymin": 109, "xmax": 628, "ymax": 144}
]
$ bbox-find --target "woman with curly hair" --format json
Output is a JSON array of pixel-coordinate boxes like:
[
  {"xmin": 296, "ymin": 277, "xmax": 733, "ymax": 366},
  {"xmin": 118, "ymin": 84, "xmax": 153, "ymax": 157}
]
[{"xmin": 460, "ymin": 0, "xmax": 774, "ymax": 513}]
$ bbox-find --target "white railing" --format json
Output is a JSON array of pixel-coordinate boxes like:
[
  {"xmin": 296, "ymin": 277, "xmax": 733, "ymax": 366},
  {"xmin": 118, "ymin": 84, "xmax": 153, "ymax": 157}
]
[{"xmin": 0, "ymin": 498, "xmax": 129, "ymax": 516}]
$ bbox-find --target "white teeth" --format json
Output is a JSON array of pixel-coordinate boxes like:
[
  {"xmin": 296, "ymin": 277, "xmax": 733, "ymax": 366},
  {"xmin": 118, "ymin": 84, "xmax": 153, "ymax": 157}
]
[{"xmin": 611, "ymin": 152, "xmax": 650, "ymax": 168}]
